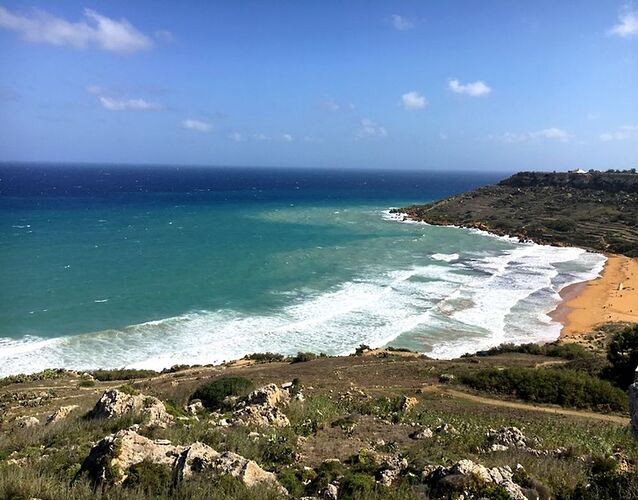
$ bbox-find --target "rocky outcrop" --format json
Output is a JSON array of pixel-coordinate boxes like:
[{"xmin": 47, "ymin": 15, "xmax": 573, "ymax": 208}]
[
  {"xmin": 630, "ymin": 382, "xmax": 638, "ymax": 437},
  {"xmin": 409, "ymin": 428, "xmax": 433, "ymax": 440},
  {"xmin": 228, "ymin": 383, "xmax": 292, "ymax": 427},
  {"xmin": 78, "ymin": 430, "xmax": 286, "ymax": 494},
  {"xmin": 46, "ymin": 405, "xmax": 79, "ymax": 425},
  {"xmin": 423, "ymin": 460, "xmax": 542, "ymax": 500},
  {"xmin": 485, "ymin": 427, "xmax": 530, "ymax": 451},
  {"xmin": 401, "ymin": 396, "xmax": 418, "ymax": 412},
  {"xmin": 15, "ymin": 415, "xmax": 40, "ymax": 428},
  {"xmin": 90, "ymin": 389, "xmax": 173, "ymax": 429}
]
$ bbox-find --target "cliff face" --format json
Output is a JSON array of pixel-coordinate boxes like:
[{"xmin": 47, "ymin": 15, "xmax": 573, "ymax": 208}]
[{"xmin": 394, "ymin": 170, "xmax": 638, "ymax": 257}]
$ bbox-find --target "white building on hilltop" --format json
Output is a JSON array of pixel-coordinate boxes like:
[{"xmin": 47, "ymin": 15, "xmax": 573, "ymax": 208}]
[{"xmin": 568, "ymin": 168, "xmax": 587, "ymax": 174}]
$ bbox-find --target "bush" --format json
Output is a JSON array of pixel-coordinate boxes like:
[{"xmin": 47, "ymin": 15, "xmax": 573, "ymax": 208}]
[
  {"xmin": 604, "ymin": 324, "xmax": 638, "ymax": 389},
  {"xmin": 468, "ymin": 341, "xmax": 592, "ymax": 360},
  {"xmin": 460, "ymin": 367, "xmax": 627, "ymax": 412},
  {"xmin": 89, "ymin": 369, "xmax": 158, "ymax": 381},
  {"xmin": 191, "ymin": 376, "xmax": 255, "ymax": 410},
  {"xmin": 0, "ymin": 368, "xmax": 66, "ymax": 387},
  {"xmin": 122, "ymin": 460, "xmax": 171, "ymax": 496},
  {"xmin": 291, "ymin": 352, "xmax": 317, "ymax": 363},
  {"xmin": 243, "ymin": 352, "xmax": 286, "ymax": 363}
]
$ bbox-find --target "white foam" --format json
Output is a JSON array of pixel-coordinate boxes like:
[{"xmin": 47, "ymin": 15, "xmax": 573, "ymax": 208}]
[{"xmin": 0, "ymin": 216, "xmax": 607, "ymax": 376}]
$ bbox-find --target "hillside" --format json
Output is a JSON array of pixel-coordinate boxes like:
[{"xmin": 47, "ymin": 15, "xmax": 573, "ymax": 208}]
[
  {"xmin": 1, "ymin": 332, "xmax": 637, "ymax": 499},
  {"xmin": 392, "ymin": 170, "xmax": 638, "ymax": 257}
]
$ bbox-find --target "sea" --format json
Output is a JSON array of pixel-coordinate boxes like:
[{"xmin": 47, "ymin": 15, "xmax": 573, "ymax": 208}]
[{"xmin": 0, "ymin": 164, "xmax": 606, "ymax": 376}]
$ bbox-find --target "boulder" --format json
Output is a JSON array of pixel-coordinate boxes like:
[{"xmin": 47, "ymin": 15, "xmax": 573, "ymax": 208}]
[
  {"xmin": 630, "ymin": 382, "xmax": 638, "ymax": 437},
  {"xmin": 90, "ymin": 389, "xmax": 173, "ymax": 429},
  {"xmin": 185, "ymin": 400, "xmax": 204, "ymax": 415},
  {"xmin": 78, "ymin": 430, "xmax": 287, "ymax": 494},
  {"xmin": 424, "ymin": 460, "xmax": 542, "ymax": 500},
  {"xmin": 410, "ymin": 428, "xmax": 433, "ymax": 440},
  {"xmin": 15, "ymin": 415, "xmax": 40, "ymax": 428},
  {"xmin": 401, "ymin": 396, "xmax": 418, "ymax": 412},
  {"xmin": 240, "ymin": 383, "xmax": 290, "ymax": 408},
  {"xmin": 322, "ymin": 483, "xmax": 338, "ymax": 499},
  {"xmin": 46, "ymin": 405, "xmax": 79, "ymax": 425},
  {"xmin": 229, "ymin": 383, "xmax": 291, "ymax": 427},
  {"xmin": 434, "ymin": 423, "xmax": 458, "ymax": 435},
  {"xmin": 486, "ymin": 427, "xmax": 529, "ymax": 451}
]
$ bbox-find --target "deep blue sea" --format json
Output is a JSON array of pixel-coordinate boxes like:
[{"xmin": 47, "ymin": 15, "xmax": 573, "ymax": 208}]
[{"xmin": 0, "ymin": 164, "xmax": 605, "ymax": 375}]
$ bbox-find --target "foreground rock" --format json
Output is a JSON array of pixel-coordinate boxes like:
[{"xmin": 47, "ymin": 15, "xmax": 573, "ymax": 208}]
[
  {"xmin": 228, "ymin": 383, "xmax": 292, "ymax": 427},
  {"xmin": 46, "ymin": 404, "xmax": 79, "ymax": 425},
  {"xmin": 423, "ymin": 459, "xmax": 547, "ymax": 500},
  {"xmin": 90, "ymin": 389, "xmax": 173, "ymax": 429},
  {"xmin": 78, "ymin": 429, "xmax": 286, "ymax": 494},
  {"xmin": 15, "ymin": 415, "xmax": 40, "ymax": 428}
]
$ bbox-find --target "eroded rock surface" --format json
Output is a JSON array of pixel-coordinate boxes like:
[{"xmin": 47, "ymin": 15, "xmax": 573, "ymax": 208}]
[
  {"xmin": 90, "ymin": 389, "xmax": 173, "ymax": 429},
  {"xmin": 46, "ymin": 405, "xmax": 79, "ymax": 425}
]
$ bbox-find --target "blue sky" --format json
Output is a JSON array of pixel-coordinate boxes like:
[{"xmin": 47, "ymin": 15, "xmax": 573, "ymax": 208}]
[{"xmin": 0, "ymin": 1, "xmax": 636, "ymax": 170}]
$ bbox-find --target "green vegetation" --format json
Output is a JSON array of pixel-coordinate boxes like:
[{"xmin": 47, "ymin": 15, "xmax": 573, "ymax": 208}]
[
  {"xmin": 290, "ymin": 352, "xmax": 320, "ymax": 363},
  {"xmin": 603, "ymin": 324, "xmax": 638, "ymax": 389},
  {"xmin": 0, "ymin": 368, "xmax": 66, "ymax": 388},
  {"xmin": 243, "ymin": 352, "xmax": 287, "ymax": 363},
  {"xmin": 191, "ymin": 376, "xmax": 255, "ymax": 410},
  {"xmin": 90, "ymin": 368, "xmax": 158, "ymax": 381},
  {"xmin": 469, "ymin": 341, "xmax": 592, "ymax": 360},
  {"xmin": 459, "ymin": 367, "xmax": 627, "ymax": 412},
  {"xmin": 394, "ymin": 171, "xmax": 638, "ymax": 257}
]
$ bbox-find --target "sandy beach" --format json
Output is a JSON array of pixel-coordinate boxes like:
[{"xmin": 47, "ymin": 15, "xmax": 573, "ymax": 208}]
[{"xmin": 551, "ymin": 255, "xmax": 638, "ymax": 338}]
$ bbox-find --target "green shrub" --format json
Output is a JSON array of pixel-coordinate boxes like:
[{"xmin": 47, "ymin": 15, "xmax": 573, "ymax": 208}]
[
  {"xmin": 89, "ymin": 369, "xmax": 158, "ymax": 381},
  {"xmin": 122, "ymin": 460, "xmax": 171, "ymax": 496},
  {"xmin": 604, "ymin": 324, "xmax": 638, "ymax": 388},
  {"xmin": 0, "ymin": 368, "xmax": 66, "ymax": 387},
  {"xmin": 291, "ymin": 352, "xmax": 317, "ymax": 363},
  {"xmin": 460, "ymin": 367, "xmax": 627, "ymax": 412},
  {"xmin": 468, "ymin": 341, "xmax": 592, "ymax": 360},
  {"xmin": 118, "ymin": 383, "xmax": 140, "ymax": 396},
  {"xmin": 77, "ymin": 380, "xmax": 96, "ymax": 388},
  {"xmin": 243, "ymin": 352, "xmax": 286, "ymax": 363},
  {"xmin": 191, "ymin": 376, "xmax": 255, "ymax": 410},
  {"xmin": 339, "ymin": 471, "xmax": 376, "ymax": 499},
  {"xmin": 354, "ymin": 344, "xmax": 371, "ymax": 356}
]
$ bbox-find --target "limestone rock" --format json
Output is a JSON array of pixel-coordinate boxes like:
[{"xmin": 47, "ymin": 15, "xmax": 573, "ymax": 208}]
[
  {"xmin": 401, "ymin": 396, "xmax": 418, "ymax": 412},
  {"xmin": 185, "ymin": 400, "xmax": 204, "ymax": 415},
  {"xmin": 241, "ymin": 383, "xmax": 290, "ymax": 408},
  {"xmin": 79, "ymin": 430, "xmax": 286, "ymax": 494},
  {"xmin": 486, "ymin": 427, "xmax": 529, "ymax": 451},
  {"xmin": 15, "ymin": 415, "xmax": 40, "ymax": 428},
  {"xmin": 46, "ymin": 405, "xmax": 79, "ymax": 425},
  {"xmin": 230, "ymin": 383, "xmax": 291, "ymax": 427},
  {"xmin": 410, "ymin": 428, "xmax": 433, "ymax": 440},
  {"xmin": 79, "ymin": 430, "xmax": 182, "ymax": 484},
  {"xmin": 424, "ymin": 459, "xmax": 536, "ymax": 500},
  {"xmin": 90, "ymin": 389, "xmax": 173, "ymax": 429},
  {"xmin": 322, "ymin": 483, "xmax": 338, "ymax": 499},
  {"xmin": 434, "ymin": 423, "xmax": 458, "ymax": 435}
]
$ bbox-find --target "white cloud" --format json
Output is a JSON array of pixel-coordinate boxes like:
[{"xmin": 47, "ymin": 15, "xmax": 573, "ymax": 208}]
[
  {"xmin": 181, "ymin": 119, "xmax": 212, "ymax": 132},
  {"xmin": 281, "ymin": 133, "xmax": 294, "ymax": 142},
  {"xmin": 0, "ymin": 6, "xmax": 151, "ymax": 53},
  {"xmin": 608, "ymin": 5, "xmax": 638, "ymax": 38},
  {"xmin": 600, "ymin": 125, "xmax": 638, "ymax": 141},
  {"xmin": 401, "ymin": 91, "xmax": 428, "ymax": 110},
  {"xmin": 322, "ymin": 98, "xmax": 340, "ymax": 112},
  {"xmin": 391, "ymin": 14, "xmax": 414, "ymax": 31},
  {"xmin": 99, "ymin": 96, "xmax": 160, "ymax": 111},
  {"xmin": 490, "ymin": 127, "xmax": 573, "ymax": 143},
  {"xmin": 254, "ymin": 133, "xmax": 268, "ymax": 141},
  {"xmin": 448, "ymin": 79, "xmax": 492, "ymax": 97},
  {"xmin": 358, "ymin": 118, "xmax": 387, "ymax": 139}
]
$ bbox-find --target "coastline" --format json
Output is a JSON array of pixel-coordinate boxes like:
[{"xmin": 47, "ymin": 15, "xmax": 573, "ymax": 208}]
[
  {"xmin": 389, "ymin": 209, "xmax": 637, "ymax": 345},
  {"xmin": 552, "ymin": 254, "xmax": 638, "ymax": 339}
]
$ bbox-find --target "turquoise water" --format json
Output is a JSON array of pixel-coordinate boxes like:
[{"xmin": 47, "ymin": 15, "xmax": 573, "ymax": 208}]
[{"xmin": 0, "ymin": 166, "xmax": 605, "ymax": 375}]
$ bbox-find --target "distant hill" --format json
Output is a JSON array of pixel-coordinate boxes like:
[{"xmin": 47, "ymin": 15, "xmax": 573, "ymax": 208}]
[{"xmin": 393, "ymin": 170, "xmax": 638, "ymax": 257}]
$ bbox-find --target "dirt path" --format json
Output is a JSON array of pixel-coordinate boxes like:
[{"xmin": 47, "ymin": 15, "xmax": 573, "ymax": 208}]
[{"xmin": 428, "ymin": 385, "xmax": 629, "ymax": 425}]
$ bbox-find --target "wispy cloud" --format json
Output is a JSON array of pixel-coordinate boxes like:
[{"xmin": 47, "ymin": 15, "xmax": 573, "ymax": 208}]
[
  {"xmin": 0, "ymin": 6, "xmax": 151, "ymax": 53},
  {"xmin": 490, "ymin": 127, "xmax": 573, "ymax": 143},
  {"xmin": 154, "ymin": 30, "xmax": 174, "ymax": 43},
  {"xmin": 600, "ymin": 125, "xmax": 638, "ymax": 141},
  {"xmin": 181, "ymin": 119, "xmax": 212, "ymax": 132},
  {"xmin": 448, "ymin": 79, "xmax": 492, "ymax": 97},
  {"xmin": 252, "ymin": 133, "xmax": 294, "ymax": 142},
  {"xmin": 99, "ymin": 96, "xmax": 161, "ymax": 111},
  {"xmin": 358, "ymin": 118, "xmax": 387, "ymax": 139},
  {"xmin": 229, "ymin": 132, "xmax": 246, "ymax": 142},
  {"xmin": 401, "ymin": 91, "xmax": 428, "ymax": 110},
  {"xmin": 608, "ymin": 5, "xmax": 638, "ymax": 38},
  {"xmin": 391, "ymin": 14, "xmax": 414, "ymax": 31}
]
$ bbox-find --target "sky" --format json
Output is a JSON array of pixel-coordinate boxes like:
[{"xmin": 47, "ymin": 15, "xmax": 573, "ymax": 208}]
[{"xmin": 0, "ymin": 1, "xmax": 637, "ymax": 171}]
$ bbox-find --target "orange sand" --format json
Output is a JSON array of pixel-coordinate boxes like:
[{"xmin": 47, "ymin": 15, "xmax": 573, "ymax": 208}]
[{"xmin": 551, "ymin": 255, "xmax": 638, "ymax": 337}]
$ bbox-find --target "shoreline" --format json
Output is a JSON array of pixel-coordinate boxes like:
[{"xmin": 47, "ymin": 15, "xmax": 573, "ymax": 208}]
[
  {"xmin": 552, "ymin": 254, "xmax": 638, "ymax": 339},
  {"xmin": 389, "ymin": 209, "xmax": 638, "ymax": 344}
]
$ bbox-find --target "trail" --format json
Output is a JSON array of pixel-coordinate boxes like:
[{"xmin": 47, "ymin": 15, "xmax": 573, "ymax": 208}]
[{"xmin": 427, "ymin": 385, "xmax": 629, "ymax": 425}]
